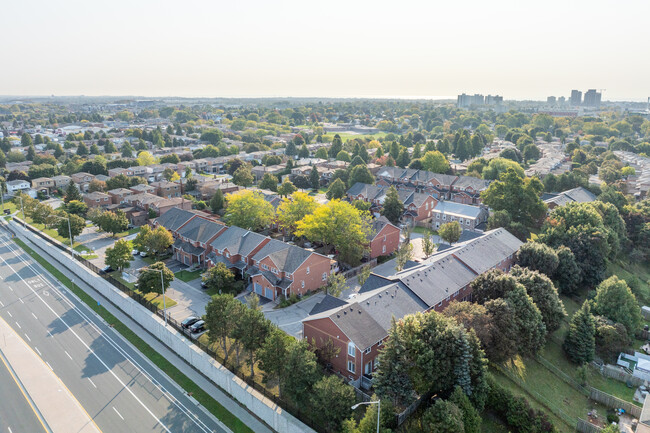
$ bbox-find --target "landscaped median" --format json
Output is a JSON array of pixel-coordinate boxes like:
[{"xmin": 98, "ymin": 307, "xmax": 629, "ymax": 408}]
[{"xmin": 13, "ymin": 238, "xmax": 254, "ymax": 433}]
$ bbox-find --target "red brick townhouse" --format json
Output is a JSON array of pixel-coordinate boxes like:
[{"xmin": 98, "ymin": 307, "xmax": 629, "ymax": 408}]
[
  {"xmin": 367, "ymin": 216, "xmax": 400, "ymax": 259},
  {"xmin": 152, "ymin": 206, "xmax": 204, "ymax": 233},
  {"xmin": 347, "ymin": 182, "xmax": 437, "ymax": 223},
  {"xmin": 450, "ymin": 176, "xmax": 491, "ymax": 205},
  {"xmin": 206, "ymin": 226, "xmax": 270, "ymax": 277},
  {"xmin": 249, "ymin": 239, "xmax": 334, "ymax": 301},
  {"xmin": 172, "ymin": 217, "xmax": 226, "ymax": 266},
  {"xmin": 302, "ymin": 228, "xmax": 522, "ymax": 388}
]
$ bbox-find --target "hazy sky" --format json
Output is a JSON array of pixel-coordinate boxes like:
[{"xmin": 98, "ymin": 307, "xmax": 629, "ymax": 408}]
[{"xmin": 2, "ymin": 0, "xmax": 649, "ymax": 100}]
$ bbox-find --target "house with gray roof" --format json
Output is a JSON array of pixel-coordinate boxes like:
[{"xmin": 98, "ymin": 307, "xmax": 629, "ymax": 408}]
[
  {"xmin": 432, "ymin": 201, "xmax": 488, "ymax": 231},
  {"xmin": 152, "ymin": 206, "xmax": 200, "ymax": 233},
  {"xmin": 543, "ymin": 186, "xmax": 596, "ymax": 210},
  {"xmin": 249, "ymin": 239, "xmax": 334, "ymax": 300},
  {"xmin": 206, "ymin": 226, "xmax": 270, "ymax": 276},
  {"xmin": 303, "ymin": 227, "xmax": 522, "ymax": 387},
  {"xmin": 173, "ymin": 217, "xmax": 226, "ymax": 266}
]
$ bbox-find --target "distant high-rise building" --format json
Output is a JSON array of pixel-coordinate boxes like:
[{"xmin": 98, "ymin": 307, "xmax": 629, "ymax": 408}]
[
  {"xmin": 558, "ymin": 96, "xmax": 566, "ymax": 104},
  {"xmin": 547, "ymin": 96, "xmax": 557, "ymax": 104},
  {"xmin": 570, "ymin": 90, "xmax": 582, "ymax": 106},
  {"xmin": 583, "ymin": 89, "xmax": 602, "ymax": 107},
  {"xmin": 486, "ymin": 95, "xmax": 503, "ymax": 105}
]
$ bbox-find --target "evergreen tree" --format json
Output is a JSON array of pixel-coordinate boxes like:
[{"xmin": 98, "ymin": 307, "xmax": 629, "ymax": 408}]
[
  {"xmin": 563, "ymin": 301, "xmax": 595, "ymax": 364},
  {"xmin": 326, "ymin": 178, "xmax": 346, "ymax": 200},
  {"xmin": 285, "ymin": 141, "xmax": 297, "ymax": 156},
  {"xmin": 54, "ymin": 143, "xmax": 65, "ymax": 159},
  {"xmin": 76, "ymin": 142, "xmax": 88, "ymax": 156},
  {"xmin": 26, "ymin": 145, "xmax": 36, "ymax": 161},
  {"xmin": 298, "ymin": 144, "xmax": 309, "ymax": 158},
  {"xmin": 64, "ymin": 180, "xmax": 82, "ymax": 203},
  {"xmin": 396, "ymin": 149, "xmax": 411, "ymax": 168},
  {"xmin": 381, "ymin": 186, "xmax": 403, "ymax": 225},
  {"xmin": 210, "ymin": 189, "xmax": 224, "ymax": 213},
  {"xmin": 329, "ymin": 134, "xmax": 343, "ymax": 158},
  {"xmin": 309, "ymin": 167, "xmax": 320, "ymax": 190}
]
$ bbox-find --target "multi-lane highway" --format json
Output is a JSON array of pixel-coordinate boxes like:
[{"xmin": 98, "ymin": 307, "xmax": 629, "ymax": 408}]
[{"xmin": 0, "ymin": 228, "xmax": 227, "ymax": 433}]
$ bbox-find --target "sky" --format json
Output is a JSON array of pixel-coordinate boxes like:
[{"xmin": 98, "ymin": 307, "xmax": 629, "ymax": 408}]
[{"xmin": 2, "ymin": 0, "xmax": 649, "ymax": 101}]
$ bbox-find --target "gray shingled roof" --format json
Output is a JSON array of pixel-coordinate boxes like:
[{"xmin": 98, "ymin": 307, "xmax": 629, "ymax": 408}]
[
  {"xmin": 432, "ymin": 201, "xmax": 485, "ymax": 219},
  {"xmin": 177, "ymin": 217, "xmax": 225, "ymax": 244},
  {"xmin": 173, "ymin": 238, "xmax": 204, "ymax": 256},
  {"xmin": 453, "ymin": 176, "xmax": 491, "ymax": 191},
  {"xmin": 209, "ymin": 226, "xmax": 268, "ymax": 258},
  {"xmin": 451, "ymin": 228, "xmax": 523, "ymax": 274},
  {"xmin": 252, "ymin": 239, "xmax": 313, "ymax": 274},
  {"xmin": 154, "ymin": 207, "xmax": 199, "ymax": 232},
  {"xmin": 368, "ymin": 216, "xmax": 398, "ymax": 241}
]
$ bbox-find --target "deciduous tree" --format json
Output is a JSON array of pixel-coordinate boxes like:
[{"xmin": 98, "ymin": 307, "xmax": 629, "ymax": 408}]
[
  {"xmin": 137, "ymin": 262, "xmax": 174, "ymax": 294},
  {"xmin": 439, "ymin": 221, "xmax": 462, "ymax": 244},
  {"xmin": 105, "ymin": 239, "xmax": 133, "ymax": 271},
  {"xmin": 224, "ymin": 190, "xmax": 275, "ymax": 231},
  {"xmin": 592, "ymin": 276, "xmax": 641, "ymax": 335},
  {"xmin": 202, "ymin": 262, "xmax": 235, "ymax": 294},
  {"xmin": 276, "ymin": 192, "xmax": 318, "ymax": 235}
]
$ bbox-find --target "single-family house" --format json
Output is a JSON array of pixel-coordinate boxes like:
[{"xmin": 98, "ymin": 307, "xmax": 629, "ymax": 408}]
[
  {"xmin": 84, "ymin": 191, "xmax": 112, "ymax": 208},
  {"xmin": 432, "ymin": 201, "xmax": 488, "ymax": 231},
  {"xmin": 31, "ymin": 177, "xmax": 55, "ymax": 195},
  {"xmin": 367, "ymin": 216, "xmax": 400, "ymax": 258}
]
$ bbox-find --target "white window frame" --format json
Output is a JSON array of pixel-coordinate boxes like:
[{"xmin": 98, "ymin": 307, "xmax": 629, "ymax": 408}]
[
  {"xmin": 382, "ymin": 245, "xmax": 386, "ymax": 254},
  {"xmin": 322, "ymin": 272, "xmax": 327, "ymax": 281},
  {"xmin": 262, "ymin": 263, "xmax": 268, "ymax": 270},
  {"xmin": 301, "ymin": 280, "xmax": 305, "ymax": 288},
  {"xmin": 347, "ymin": 360, "xmax": 356, "ymax": 373},
  {"xmin": 348, "ymin": 342, "xmax": 356, "ymax": 357},
  {"xmin": 364, "ymin": 347, "xmax": 371, "ymax": 355},
  {"xmin": 306, "ymin": 266, "xmax": 310, "ymax": 275}
]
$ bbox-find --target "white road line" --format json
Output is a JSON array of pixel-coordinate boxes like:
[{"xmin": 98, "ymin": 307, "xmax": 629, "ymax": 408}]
[
  {"xmin": 9, "ymin": 426, "xmax": 13, "ymax": 433},
  {"xmin": 88, "ymin": 378, "xmax": 97, "ymax": 388},
  {"xmin": 0, "ymin": 233, "xmax": 217, "ymax": 433},
  {"xmin": 35, "ymin": 346, "xmax": 41, "ymax": 356},
  {"xmin": 46, "ymin": 361, "xmax": 53, "ymax": 370},
  {"xmin": 0, "ymin": 238, "xmax": 175, "ymax": 433},
  {"xmin": 19, "ymin": 298, "xmax": 24, "ymax": 304},
  {"xmin": 64, "ymin": 350, "xmax": 73, "ymax": 360},
  {"xmin": 24, "ymin": 333, "xmax": 30, "ymax": 342},
  {"xmin": 14, "ymin": 321, "xmax": 20, "ymax": 329},
  {"xmin": 6, "ymin": 311, "xmax": 12, "ymax": 318},
  {"xmin": 47, "ymin": 331, "xmax": 53, "ymax": 338},
  {"xmin": 112, "ymin": 407, "xmax": 125, "ymax": 421},
  {"xmin": 8, "ymin": 287, "xmax": 12, "ymax": 291},
  {"xmin": 31, "ymin": 312, "xmax": 38, "ymax": 320},
  {"xmin": 0, "ymin": 300, "xmax": 4, "ymax": 307}
]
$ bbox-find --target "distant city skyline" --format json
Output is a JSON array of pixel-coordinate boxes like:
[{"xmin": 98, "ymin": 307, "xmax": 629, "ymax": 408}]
[{"xmin": 2, "ymin": 0, "xmax": 649, "ymax": 101}]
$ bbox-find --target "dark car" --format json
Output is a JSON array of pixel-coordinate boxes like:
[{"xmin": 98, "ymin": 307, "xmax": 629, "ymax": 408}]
[
  {"xmin": 189, "ymin": 320, "xmax": 205, "ymax": 334},
  {"xmin": 99, "ymin": 265, "xmax": 114, "ymax": 274},
  {"xmin": 181, "ymin": 316, "xmax": 199, "ymax": 329}
]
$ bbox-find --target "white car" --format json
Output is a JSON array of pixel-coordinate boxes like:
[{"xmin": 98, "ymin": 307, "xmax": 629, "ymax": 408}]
[
  {"xmin": 139, "ymin": 251, "xmax": 148, "ymax": 257},
  {"xmin": 132, "ymin": 249, "xmax": 139, "ymax": 255}
]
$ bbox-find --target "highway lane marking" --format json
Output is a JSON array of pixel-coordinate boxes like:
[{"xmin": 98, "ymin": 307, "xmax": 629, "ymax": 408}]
[
  {"xmin": 19, "ymin": 298, "xmax": 24, "ymax": 304},
  {"xmin": 32, "ymin": 312, "xmax": 38, "ymax": 320},
  {"xmin": 64, "ymin": 350, "xmax": 73, "ymax": 360},
  {"xmin": 88, "ymin": 378, "xmax": 97, "ymax": 388},
  {"xmin": 0, "ymin": 300, "xmax": 4, "ymax": 307},
  {"xmin": 47, "ymin": 331, "xmax": 53, "ymax": 338},
  {"xmin": 0, "ymin": 335, "xmax": 50, "ymax": 433},
  {"xmin": 7, "ymin": 311, "xmax": 12, "ymax": 318},
  {"xmin": 0, "ymin": 239, "xmax": 174, "ymax": 433},
  {"xmin": 112, "ymin": 407, "xmax": 124, "ymax": 421},
  {"xmin": 46, "ymin": 362, "xmax": 53, "ymax": 370},
  {"xmin": 0, "ymin": 233, "xmax": 218, "ymax": 433},
  {"xmin": 0, "ymin": 233, "xmax": 218, "ymax": 432},
  {"xmin": 15, "ymin": 321, "xmax": 21, "ymax": 329},
  {"xmin": 25, "ymin": 333, "xmax": 31, "ymax": 342},
  {"xmin": 35, "ymin": 347, "xmax": 41, "ymax": 356}
]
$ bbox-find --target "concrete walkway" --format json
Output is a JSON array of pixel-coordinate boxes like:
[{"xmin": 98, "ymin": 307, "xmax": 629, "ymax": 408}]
[
  {"xmin": 0, "ymin": 315, "xmax": 101, "ymax": 433},
  {"xmin": 10, "ymin": 223, "xmax": 274, "ymax": 433}
]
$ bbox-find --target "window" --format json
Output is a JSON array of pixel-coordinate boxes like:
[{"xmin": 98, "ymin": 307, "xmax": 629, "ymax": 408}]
[
  {"xmin": 322, "ymin": 272, "xmax": 327, "ymax": 281},
  {"xmin": 442, "ymin": 215, "xmax": 446, "ymax": 221},
  {"xmin": 262, "ymin": 264, "xmax": 268, "ymax": 270},
  {"xmin": 382, "ymin": 245, "xmax": 386, "ymax": 254},
  {"xmin": 374, "ymin": 359, "xmax": 379, "ymax": 369},
  {"xmin": 348, "ymin": 342, "xmax": 355, "ymax": 357},
  {"xmin": 301, "ymin": 280, "xmax": 305, "ymax": 288},
  {"xmin": 306, "ymin": 267, "xmax": 310, "ymax": 275},
  {"xmin": 364, "ymin": 347, "xmax": 371, "ymax": 355},
  {"xmin": 425, "ymin": 202, "xmax": 428, "ymax": 210},
  {"xmin": 365, "ymin": 362, "xmax": 373, "ymax": 375},
  {"xmin": 225, "ymin": 252, "xmax": 230, "ymax": 258},
  {"xmin": 383, "ymin": 235, "xmax": 386, "ymax": 242},
  {"xmin": 347, "ymin": 361, "xmax": 356, "ymax": 373},
  {"xmin": 459, "ymin": 218, "xmax": 463, "ymax": 224},
  {"xmin": 272, "ymin": 268, "xmax": 278, "ymax": 274},
  {"xmin": 436, "ymin": 214, "xmax": 440, "ymax": 219}
]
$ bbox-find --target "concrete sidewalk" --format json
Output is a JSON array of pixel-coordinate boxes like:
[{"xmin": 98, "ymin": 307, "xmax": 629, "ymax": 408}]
[
  {"xmin": 0, "ymin": 316, "xmax": 101, "ymax": 433},
  {"xmin": 10, "ymin": 224, "xmax": 274, "ymax": 433}
]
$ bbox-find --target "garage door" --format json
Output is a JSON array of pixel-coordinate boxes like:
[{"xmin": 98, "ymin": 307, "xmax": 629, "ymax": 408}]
[
  {"xmin": 264, "ymin": 287, "xmax": 274, "ymax": 300},
  {"xmin": 254, "ymin": 283, "xmax": 263, "ymax": 296}
]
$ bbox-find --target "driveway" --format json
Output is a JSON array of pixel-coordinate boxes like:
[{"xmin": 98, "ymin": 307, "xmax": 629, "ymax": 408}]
[{"xmin": 262, "ymin": 292, "xmax": 326, "ymax": 338}]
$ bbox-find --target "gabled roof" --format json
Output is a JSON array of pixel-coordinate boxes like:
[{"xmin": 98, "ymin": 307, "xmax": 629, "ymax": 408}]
[
  {"xmin": 309, "ymin": 294, "xmax": 348, "ymax": 315},
  {"xmin": 176, "ymin": 217, "xmax": 225, "ymax": 244},
  {"xmin": 432, "ymin": 201, "xmax": 485, "ymax": 219},
  {"xmin": 209, "ymin": 226, "xmax": 268, "ymax": 257},
  {"xmin": 153, "ymin": 207, "xmax": 199, "ymax": 232},
  {"xmin": 453, "ymin": 176, "xmax": 491, "ymax": 191},
  {"xmin": 451, "ymin": 228, "xmax": 523, "ymax": 274},
  {"xmin": 252, "ymin": 239, "xmax": 315, "ymax": 274},
  {"xmin": 368, "ymin": 216, "xmax": 399, "ymax": 241},
  {"xmin": 347, "ymin": 182, "xmax": 385, "ymax": 201},
  {"xmin": 544, "ymin": 186, "xmax": 596, "ymax": 206}
]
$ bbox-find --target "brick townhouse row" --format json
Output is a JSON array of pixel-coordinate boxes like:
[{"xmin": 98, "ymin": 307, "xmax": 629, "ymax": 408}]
[
  {"xmin": 153, "ymin": 208, "xmax": 336, "ymax": 301},
  {"xmin": 302, "ymin": 228, "xmax": 522, "ymax": 388},
  {"xmin": 375, "ymin": 166, "xmax": 492, "ymax": 205}
]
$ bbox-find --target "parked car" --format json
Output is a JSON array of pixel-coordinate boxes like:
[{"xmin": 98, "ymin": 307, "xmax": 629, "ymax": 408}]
[
  {"xmin": 189, "ymin": 320, "xmax": 205, "ymax": 334},
  {"xmin": 99, "ymin": 265, "xmax": 114, "ymax": 274},
  {"xmin": 139, "ymin": 251, "xmax": 148, "ymax": 257},
  {"xmin": 200, "ymin": 280, "xmax": 208, "ymax": 289},
  {"xmin": 132, "ymin": 249, "xmax": 139, "ymax": 255},
  {"xmin": 181, "ymin": 316, "xmax": 199, "ymax": 329}
]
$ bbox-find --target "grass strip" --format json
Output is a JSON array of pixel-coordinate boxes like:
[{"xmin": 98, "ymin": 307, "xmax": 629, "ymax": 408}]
[{"xmin": 14, "ymin": 238, "xmax": 253, "ymax": 433}]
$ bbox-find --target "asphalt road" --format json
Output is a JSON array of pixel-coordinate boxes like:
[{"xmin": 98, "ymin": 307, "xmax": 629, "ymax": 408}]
[
  {"xmin": 0, "ymin": 349, "xmax": 48, "ymax": 433},
  {"xmin": 0, "ymin": 229, "xmax": 227, "ymax": 433}
]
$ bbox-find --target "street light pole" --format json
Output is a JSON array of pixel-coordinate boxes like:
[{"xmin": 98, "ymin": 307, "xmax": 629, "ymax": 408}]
[
  {"xmin": 351, "ymin": 400, "xmax": 381, "ymax": 433},
  {"xmin": 51, "ymin": 214, "xmax": 74, "ymax": 258},
  {"xmin": 158, "ymin": 268, "xmax": 168, "ymax": 326},
  {"xmin": 19, "ymin": 196, "xmax": 26, "ymax": 230}
]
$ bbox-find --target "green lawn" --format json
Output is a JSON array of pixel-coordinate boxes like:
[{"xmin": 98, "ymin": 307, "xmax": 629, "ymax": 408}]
[
  {"xmin": 108, "ymin": 271, "xmax": 178, "ymax": 309},
  {"xmin": 175, "ymin": 269, "xmax": 202, "ymax": 282},
  {"xmin": 1, "ymin": 201, "xmax": 17, "ymax": 214},
  {"xmin": 13, "ymin": 238, "xmax": 252, "ymax": 433},
  {"xmin": 608, "ymin": 260, "xmax": 650, "ymax": 306},
  {"xmin": 480, "ymin": 412, "xmax": 511, "ymax": 433},
  {"xmin": 411, "ymin": 226, "xmax": 437, "ymax": 236},
  {"xmin": 116, "ymin": 227, "xmax": 141, "ymax": 238}
]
